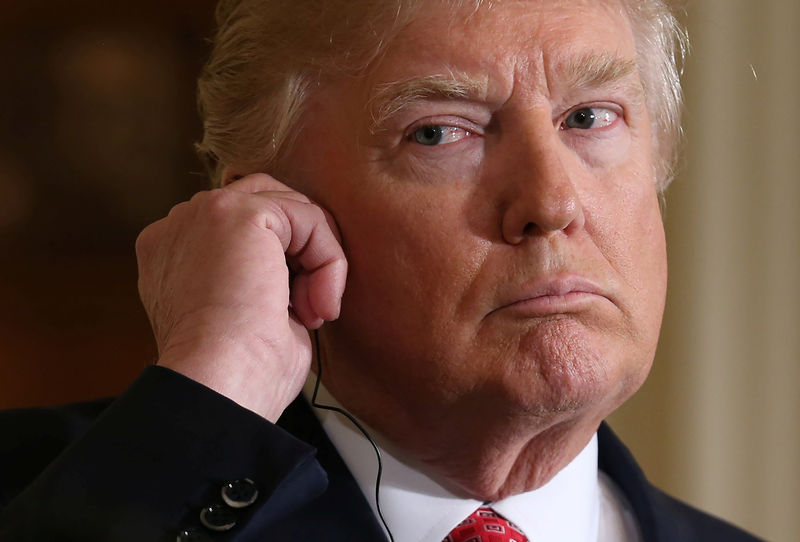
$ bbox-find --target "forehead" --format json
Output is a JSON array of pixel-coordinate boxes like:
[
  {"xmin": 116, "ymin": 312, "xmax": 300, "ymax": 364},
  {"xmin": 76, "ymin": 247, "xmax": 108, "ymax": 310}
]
[{"xmin": 364, "ymin": 0, "xmax": 636, "ymax": 99}]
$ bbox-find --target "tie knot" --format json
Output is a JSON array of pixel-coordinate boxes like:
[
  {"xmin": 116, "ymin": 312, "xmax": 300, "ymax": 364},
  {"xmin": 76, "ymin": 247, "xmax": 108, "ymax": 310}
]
[{"xmin": 443, "ymin": 506, "xmax": 528, "ymax": 542}]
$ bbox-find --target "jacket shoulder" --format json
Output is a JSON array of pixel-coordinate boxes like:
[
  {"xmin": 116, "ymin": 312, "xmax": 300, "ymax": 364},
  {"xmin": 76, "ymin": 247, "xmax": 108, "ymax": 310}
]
[
  {"xmin": 598, "ymin": 423, "xmax": 764, "ymax": 542},
  {"xmin": 647, "ymin": 484, "xmax": 763, "ymax": 541}
]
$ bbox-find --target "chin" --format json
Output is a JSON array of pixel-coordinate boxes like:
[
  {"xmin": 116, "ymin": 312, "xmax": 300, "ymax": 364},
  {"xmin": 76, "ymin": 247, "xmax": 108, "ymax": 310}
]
[{"xmin": 501, "ymin": 318, "xmax": 652, "ymax": 422}]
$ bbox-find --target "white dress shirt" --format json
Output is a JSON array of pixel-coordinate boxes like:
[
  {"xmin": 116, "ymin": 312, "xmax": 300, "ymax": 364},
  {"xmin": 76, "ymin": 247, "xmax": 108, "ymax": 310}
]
[{"xmin": 303, "ymin": 379, "xmax": 641, "ymax": 542}]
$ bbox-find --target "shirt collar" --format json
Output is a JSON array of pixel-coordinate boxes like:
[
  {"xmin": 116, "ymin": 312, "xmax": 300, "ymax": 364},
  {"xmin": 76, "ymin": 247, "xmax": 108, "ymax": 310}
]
[{"xmin": 303, "ymin": 379, "xmax": 600, "ymax": 542}]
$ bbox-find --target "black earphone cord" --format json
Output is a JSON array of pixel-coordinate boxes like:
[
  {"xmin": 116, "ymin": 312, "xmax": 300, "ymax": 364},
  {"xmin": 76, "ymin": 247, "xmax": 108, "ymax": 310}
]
[{"xmin": 310, "ymin": 330, "xmax": 396, "ymax": 542}]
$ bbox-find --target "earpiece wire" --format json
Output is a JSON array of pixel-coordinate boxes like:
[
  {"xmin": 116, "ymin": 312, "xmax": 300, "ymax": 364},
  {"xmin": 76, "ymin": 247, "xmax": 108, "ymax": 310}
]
[{"xmin": 310, "ymin": 330, "xmax": 395, "ymax": 542}]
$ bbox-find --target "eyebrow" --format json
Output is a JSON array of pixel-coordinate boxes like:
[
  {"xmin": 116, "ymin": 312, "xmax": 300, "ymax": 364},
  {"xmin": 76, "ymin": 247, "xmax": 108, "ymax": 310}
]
[
  {"xmin": 561, "ymin": 53, "xmax": 640, "ymax": 93},
  {"xmin": 367, "ymin": 54, "xmax": 642, "ymax": 133},
  {"xmin": 368, "ymin": 73, "xmax": 488, "ymax": 133}
]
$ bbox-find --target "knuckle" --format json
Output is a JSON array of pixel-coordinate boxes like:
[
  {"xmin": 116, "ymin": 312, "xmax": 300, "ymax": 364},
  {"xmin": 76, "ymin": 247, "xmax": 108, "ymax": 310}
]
[
  {"xmin": 305, "ymin": 201, "xmax": 326, "ymax": 223},
  {"xmin": 196, "ymin": 188, "xmax": 238, "ymax": 218},
  {"xmin": 236, "ymin": 172, "xmax": 286, "ymax": 193},
  {"xmin": 261, "ymin": 200, "xmax": 292, "ymax": 235},
  {"xmin": 166, "ymin": 199, "xmax": 191, "ymax": 218},
  {"xmin": 291, "ymin": 191, "xmax": 311, "ymax": 204},
  {"xmin": 162, "ymin": 200, "xmax": 193, "ymax": 231},
  {"xmin": 135, "ymin": 219, "xmax": 163, "ymax": 257},
  {"xmin": 134, "ymin": 229, "xmax": 149, "ymax": 258},
  {"xmin": 248, "ymin": 172, "xmax": 275, "ymax": 185}
]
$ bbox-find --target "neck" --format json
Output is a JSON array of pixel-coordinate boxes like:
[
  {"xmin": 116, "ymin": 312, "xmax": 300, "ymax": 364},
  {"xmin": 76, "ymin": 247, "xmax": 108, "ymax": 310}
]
[{"xmin": 319, "ymin": 356, "xmax": 602, "ymax": 501}]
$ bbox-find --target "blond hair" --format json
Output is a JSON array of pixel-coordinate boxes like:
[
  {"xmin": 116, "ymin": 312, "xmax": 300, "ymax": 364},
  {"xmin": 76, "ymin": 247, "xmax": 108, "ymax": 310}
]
[{"xmin": 197, "ymin": 0, "xmax": 687, "ymax": 190}]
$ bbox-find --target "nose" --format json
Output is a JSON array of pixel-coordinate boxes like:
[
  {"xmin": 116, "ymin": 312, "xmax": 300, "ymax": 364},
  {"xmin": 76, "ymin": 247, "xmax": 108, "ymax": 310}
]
[{"xmin": 499, "ymin": 126, "xmax": 585, "ymax": 244}]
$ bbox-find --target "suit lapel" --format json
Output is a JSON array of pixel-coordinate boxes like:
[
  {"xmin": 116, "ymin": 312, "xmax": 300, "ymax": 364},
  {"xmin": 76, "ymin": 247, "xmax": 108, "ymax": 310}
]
[
  {"xmin": 597, "ymin": 422, "xmax": 663, "ymax": 541},
  {"xmin": 275, "ymin": 398, "xmax": 389, "ymax": 541}
]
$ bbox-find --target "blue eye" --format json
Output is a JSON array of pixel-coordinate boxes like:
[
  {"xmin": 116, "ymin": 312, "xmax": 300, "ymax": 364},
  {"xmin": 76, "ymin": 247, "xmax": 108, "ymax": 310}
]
[
  {"xmin": 414, "ymin": 125, "xmax": 445, "ymax": 145},
  {"xmin": 562, "ymin": 107, "xmax": 618, "ymax": 130},
  {"xmin": 411, "ymin": 125, "xmax": 471, "ymax": 146}
]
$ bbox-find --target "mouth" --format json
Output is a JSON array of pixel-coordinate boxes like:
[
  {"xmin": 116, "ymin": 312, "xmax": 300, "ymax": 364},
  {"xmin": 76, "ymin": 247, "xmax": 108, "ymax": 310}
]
[{"xmin": 491, "ymin": 276, "xmax": 611, "ymax": 318}]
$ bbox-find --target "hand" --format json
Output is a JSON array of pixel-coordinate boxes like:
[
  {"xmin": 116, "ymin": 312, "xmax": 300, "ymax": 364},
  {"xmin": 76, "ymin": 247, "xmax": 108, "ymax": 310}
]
[{"xmin": 135, "ymin": 174, "xmax": 347, "ymax": 422}]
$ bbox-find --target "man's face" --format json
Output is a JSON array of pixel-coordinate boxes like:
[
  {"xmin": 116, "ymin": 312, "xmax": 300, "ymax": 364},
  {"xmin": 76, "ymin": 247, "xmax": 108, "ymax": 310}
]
[{"xmin": 288, "ymin": 0, "xmax": 666, "ymax": 448}]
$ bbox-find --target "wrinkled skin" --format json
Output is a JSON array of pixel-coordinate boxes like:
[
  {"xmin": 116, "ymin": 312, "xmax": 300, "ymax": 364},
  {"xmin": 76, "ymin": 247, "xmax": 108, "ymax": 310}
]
[{"xmin": 138, "ymin": 0, "xmax": 667, "ymax": 501}]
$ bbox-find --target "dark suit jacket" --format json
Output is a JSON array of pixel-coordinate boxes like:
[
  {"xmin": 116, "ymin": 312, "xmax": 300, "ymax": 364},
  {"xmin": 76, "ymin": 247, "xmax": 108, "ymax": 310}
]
[{"xmin": 0, "ymin": 366, "xmax": 762, "ymax": 541}]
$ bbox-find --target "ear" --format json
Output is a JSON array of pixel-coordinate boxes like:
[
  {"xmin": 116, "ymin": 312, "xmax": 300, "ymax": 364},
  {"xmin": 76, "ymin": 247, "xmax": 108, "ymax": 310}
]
[{"xmin": 220, "ymin": 167, "xmax": 244, "ymax": 187}]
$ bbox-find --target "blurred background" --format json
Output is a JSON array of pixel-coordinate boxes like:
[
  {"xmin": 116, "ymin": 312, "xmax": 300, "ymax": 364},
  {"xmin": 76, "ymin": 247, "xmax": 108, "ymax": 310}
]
[
  {"xmin": 0, "ymin": 1, "xmax": 797, "ymax": 540},
  {"xmin": 0, "ymin": 0, "xmax": 214, "ymax": 405}
]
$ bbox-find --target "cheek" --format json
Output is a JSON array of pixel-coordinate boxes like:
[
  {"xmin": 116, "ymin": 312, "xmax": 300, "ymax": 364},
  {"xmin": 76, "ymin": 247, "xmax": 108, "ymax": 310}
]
[
  {"xmin": 337, "ymin": 186, "xmax": 487, "ymax": 340},
  {"xmin": 610, "ymin": 185, "xmax": 667, "ymax": 327},
  {"xmin": 627, "ymin": 188, "xmax": 666, "ymax": 290},
  {"xmin": 582, "ymin": 158, "xmax": 667, "ymax": 328}
]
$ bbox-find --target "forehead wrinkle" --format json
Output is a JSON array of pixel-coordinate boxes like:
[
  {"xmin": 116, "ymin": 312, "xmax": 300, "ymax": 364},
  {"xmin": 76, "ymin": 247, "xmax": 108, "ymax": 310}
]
[{"xmin": 368, "ymin": 73, "xmax": 489, "ymax": 134}]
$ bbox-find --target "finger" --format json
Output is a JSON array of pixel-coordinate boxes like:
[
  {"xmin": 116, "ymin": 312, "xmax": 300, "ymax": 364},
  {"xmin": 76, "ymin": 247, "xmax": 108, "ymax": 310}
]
[
  {"xmin": 227, "ymin": 173, "xmax": 344, "ymax": 244},
  {"xmin": 185, "ymin": 184, "xmax": 347, "ymax": 325},
  {"xmin": 224, "ymin": 173, "xmax": 306, "ymax": 200},
  {"xmin": 281, "ymin": 202, "xmax": 347, "ymax": 320},
  {"xmin": 251, "ymin": 196, "xmax": 346, "ymax": 323},
  {"xmin": 290, "ymin": 273, "xmax": 323, "ymax": 329},
  {"xmin": 290, "ymin": 251, "xmax": 348, "ymax": 328},
  {"xmin": 308, "ymin": 254, "xmax": 347, "ymax": 321}
]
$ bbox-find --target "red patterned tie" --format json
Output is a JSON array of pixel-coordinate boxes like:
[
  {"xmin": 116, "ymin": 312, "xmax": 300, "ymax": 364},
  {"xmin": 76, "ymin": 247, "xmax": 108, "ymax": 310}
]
[{"xmin": 443, "ymin": 507, "xmax": 529, "ymax": 542}]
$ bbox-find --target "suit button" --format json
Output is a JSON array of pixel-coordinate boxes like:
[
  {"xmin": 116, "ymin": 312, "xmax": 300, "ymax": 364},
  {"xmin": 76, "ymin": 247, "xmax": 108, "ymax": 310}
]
[
  {"xmin": 221, "ymin": 478, "xmax": 259, "ymax": 508},
  {"xmin": 200, "ymin": 503, "xmax": 237, "ymax": 531},
  {"xmin": 176, "ymin": 528, "xmax": 213, "ymax": 541}
]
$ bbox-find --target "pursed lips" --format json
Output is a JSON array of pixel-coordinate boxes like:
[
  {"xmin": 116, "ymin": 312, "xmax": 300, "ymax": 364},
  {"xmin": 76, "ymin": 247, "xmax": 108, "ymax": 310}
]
[{"xmin": 490, "ymin": 275, "xmax": 613, "ymax": 317}]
